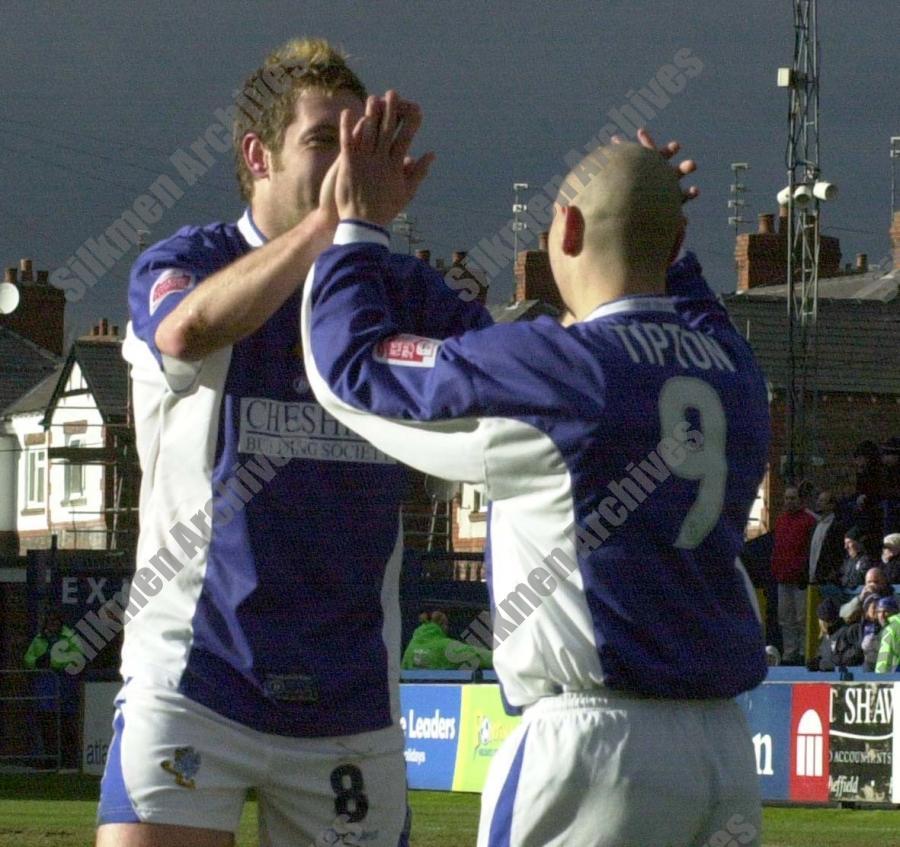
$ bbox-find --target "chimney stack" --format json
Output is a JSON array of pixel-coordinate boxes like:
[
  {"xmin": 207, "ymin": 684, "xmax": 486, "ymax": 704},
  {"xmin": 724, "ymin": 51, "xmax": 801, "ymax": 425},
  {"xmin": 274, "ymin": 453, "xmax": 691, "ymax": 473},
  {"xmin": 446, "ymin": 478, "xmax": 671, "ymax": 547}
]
[
  {"xmin": 19, "ymin": 258, "xmax": 33, "ymax": 283},
  {"xmin": 515, "ymin": 244, "xmax": 562, "ymax": 310},
  {"xmin": 778, "ymin": 204, "xmax": 789, "ymax": 235},
  {"xmin": 734, "ymin": 209, "xmax": 785, "ymax": 291},
  {"xmin": 82, "ymin": 317, "xmax": 120, "ymax": 341},
  {"xmin": 855, "ymin": 253, "xmax": 868, "ymax": 273},
  {"xmin": 735, "ymin": 206, "xmax": 842, "ymax": 291},
  {"xmin": 448, "ymin": 251, "xmax": 489, "ymax": 305},
  {"xmin": 414, "ymin": 249, "xmax": 431, "ymax": 265},
  {"xmin": 0, "ymin": 258, "xmax": 65, "ymax": 355}
]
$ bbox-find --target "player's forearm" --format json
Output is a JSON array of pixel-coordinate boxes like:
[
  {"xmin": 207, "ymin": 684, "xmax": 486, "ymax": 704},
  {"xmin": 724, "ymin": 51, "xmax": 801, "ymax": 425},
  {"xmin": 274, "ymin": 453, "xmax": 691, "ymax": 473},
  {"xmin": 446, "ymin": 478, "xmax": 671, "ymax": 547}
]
[{"xmin": 155, "ymin": 210, "xmax": 334, "ymax": 360}]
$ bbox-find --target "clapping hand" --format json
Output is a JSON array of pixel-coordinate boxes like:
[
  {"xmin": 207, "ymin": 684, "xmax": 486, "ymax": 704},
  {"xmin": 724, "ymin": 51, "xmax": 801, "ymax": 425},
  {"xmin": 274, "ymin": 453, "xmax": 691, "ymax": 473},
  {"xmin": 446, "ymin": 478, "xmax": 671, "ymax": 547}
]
[{"xmin": 334, "ymin": 90, "xmax": 435, "ymax": 227}]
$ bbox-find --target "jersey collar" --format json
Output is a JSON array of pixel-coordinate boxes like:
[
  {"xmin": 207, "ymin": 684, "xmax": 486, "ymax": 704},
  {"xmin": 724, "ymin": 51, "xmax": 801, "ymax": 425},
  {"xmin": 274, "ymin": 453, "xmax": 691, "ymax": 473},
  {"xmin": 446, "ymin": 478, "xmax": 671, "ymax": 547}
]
[
  {"xmin": 238, "ymin": 208, "xmax": 267, "ymax": 247},
  {"xmin": 583, "ymin": 295, "xmax": 677, "ymax": 323}
]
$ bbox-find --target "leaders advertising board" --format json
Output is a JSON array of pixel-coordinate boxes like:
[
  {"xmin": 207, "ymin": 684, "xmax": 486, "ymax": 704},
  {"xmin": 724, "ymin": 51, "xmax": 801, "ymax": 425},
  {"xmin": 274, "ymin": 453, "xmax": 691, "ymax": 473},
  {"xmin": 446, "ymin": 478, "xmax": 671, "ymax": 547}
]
[{"xmin": 399, "ymin": 684, "xmax": 462, "ymax": 790}]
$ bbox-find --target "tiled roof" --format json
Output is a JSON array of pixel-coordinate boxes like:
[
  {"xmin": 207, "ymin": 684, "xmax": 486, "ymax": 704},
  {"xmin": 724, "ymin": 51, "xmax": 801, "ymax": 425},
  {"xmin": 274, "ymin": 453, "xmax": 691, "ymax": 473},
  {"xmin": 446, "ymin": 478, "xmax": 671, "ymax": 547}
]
[{"xmin": 0, "ymin": 325, "xmax": 62, "ymax": 416}]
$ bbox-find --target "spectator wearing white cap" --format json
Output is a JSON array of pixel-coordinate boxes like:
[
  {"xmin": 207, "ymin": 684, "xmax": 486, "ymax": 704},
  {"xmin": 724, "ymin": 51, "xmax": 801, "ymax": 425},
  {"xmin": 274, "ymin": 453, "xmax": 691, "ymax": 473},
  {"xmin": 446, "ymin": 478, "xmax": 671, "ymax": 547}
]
[
  {"xmin": 881, "ymin": 533, "xmax": 900, "ymax": 583},
  {"xmin": 834, "ymin": 592, "xmax": 881, "ymax": 669}
]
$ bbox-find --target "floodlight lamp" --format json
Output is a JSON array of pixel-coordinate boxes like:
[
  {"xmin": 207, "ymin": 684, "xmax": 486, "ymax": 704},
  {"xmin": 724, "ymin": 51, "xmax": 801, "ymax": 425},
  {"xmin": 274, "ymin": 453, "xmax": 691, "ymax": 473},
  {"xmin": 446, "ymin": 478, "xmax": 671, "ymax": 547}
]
[
  {"xmin": 513, "ymin": 182, "xmax": 529, "ymax": 191},
  {"xmin": 777, "ymin": 186, "xmax": 792, "ymax": 206},
  {"xmin": 793, "ymin": 185, "xmax": 813, "ymax": 206},
  {"xmin": 777, "ymin": 67, "xmax": 794, "ymax": 88},
  {"xmin": 813, "ymin": 181, "xmax": 837, "ymax": 201},
  {"xmin": 0, "ymin": 282, "xmax": 19, "ymax": 315}
]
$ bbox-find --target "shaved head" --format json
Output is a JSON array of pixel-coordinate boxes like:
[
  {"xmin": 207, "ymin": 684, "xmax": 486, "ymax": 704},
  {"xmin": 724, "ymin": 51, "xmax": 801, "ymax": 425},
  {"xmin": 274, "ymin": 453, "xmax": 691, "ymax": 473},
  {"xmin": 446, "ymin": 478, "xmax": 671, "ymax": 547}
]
[{"xmin": 562, "ymin": 143, "xmax": 683, "ymax": 276}]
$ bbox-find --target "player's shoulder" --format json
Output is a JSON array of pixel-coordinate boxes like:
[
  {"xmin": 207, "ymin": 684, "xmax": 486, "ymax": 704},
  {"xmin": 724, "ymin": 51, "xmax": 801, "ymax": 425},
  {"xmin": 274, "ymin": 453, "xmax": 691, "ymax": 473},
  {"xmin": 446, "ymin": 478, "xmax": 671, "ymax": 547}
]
[
  {"xmin": 131, "ymin": 221, "xmax": 245, "ymax": 295},
  {"xmin": 140, "ymin": 221, "xmax": 243, "ymax": 268}
]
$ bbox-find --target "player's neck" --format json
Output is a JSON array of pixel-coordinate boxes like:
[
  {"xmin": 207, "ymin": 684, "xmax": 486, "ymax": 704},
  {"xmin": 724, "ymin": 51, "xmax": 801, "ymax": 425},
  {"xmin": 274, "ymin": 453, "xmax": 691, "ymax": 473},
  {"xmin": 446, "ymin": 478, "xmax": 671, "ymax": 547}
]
[{"xmin": 566, "ymin": 264, "xmax": 667, "ymax": 321}]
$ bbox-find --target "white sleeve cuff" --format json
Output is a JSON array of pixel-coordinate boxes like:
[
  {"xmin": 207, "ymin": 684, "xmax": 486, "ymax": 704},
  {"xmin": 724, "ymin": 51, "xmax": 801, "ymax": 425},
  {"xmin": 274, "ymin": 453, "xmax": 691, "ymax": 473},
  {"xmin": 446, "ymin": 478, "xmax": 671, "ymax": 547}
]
[{"xmin": 334, "ymin": 220, "xmax": 390, "ymax": 248}]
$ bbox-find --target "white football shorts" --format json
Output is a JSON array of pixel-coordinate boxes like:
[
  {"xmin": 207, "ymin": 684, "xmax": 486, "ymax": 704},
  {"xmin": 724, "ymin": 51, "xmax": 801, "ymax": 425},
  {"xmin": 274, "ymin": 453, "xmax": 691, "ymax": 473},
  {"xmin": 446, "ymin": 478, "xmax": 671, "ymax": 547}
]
[
  {"xmin": 97, "ymin": 678, "xmax": 410, "ymax": 846},
  {"xmin": 477, "ymin": 690, "xmax": 761, "ymax": 847}
]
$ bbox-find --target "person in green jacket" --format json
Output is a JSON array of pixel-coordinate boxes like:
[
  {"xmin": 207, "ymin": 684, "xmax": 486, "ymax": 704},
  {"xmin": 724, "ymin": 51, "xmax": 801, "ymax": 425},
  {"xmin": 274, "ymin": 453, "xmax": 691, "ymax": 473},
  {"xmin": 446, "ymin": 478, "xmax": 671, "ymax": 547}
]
[
  {"xmin": 401, "ymin": 611, "xmax": 492, "ymax": 670},
  {"xmin": 23, "ymin": 610, "xmax": 84, "ymax": 768},
  {"xmin": 875, "ymin": 596, "xmax": 900, "ymax": 673},
  {"xmin": 23, "ymin": 610, "xmax": 83, "ymax": 672}
]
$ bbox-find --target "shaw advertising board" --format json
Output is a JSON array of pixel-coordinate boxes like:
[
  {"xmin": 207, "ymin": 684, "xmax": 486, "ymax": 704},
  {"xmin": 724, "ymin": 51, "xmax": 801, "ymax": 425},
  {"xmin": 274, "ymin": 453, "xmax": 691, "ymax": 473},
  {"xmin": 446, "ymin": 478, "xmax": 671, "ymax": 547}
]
[{"xmin": 828, "ymin": 682, "xmax": 893, "ymax": 802}]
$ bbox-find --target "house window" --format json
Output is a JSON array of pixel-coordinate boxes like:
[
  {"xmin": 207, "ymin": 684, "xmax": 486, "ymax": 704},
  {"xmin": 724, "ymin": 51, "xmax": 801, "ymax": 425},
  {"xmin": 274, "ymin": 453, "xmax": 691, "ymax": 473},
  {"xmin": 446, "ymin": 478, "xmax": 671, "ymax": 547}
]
[
  {"xmin": 26, "ymin": 449, "xmax": 46, "ymax": 507},
  {"xmin": 472, "ymin": 487, "xmax": 485, "ymax": 513},
  {"xmin": 64, "ymin": 438, "xmax": 85, "ymax": 502}
]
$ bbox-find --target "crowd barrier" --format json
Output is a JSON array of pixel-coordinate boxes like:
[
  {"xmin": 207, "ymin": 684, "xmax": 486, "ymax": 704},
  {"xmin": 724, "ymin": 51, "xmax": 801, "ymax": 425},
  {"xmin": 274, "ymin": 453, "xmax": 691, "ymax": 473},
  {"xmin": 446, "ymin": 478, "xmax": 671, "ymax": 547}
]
[{"xmin": 81, "ymin": 671, "xmax": 900, "ymax": 805}]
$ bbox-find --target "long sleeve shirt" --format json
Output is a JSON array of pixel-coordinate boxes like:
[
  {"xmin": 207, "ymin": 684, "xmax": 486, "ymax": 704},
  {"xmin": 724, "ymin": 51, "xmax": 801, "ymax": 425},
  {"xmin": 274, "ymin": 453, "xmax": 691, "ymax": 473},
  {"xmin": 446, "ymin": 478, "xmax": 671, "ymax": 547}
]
[{"xmin": 771, "ymin": 509, "xmax": 816, "ymax": 584}]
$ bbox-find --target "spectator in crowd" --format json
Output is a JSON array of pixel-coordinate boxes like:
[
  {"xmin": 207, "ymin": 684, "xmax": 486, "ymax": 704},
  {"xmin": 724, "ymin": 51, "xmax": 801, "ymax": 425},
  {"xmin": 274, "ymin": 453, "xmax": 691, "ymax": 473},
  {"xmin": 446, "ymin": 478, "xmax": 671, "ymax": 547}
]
[
  {"xmin": 875, "ymin": 596, "xmax": 900, "ymax": 673},
  {"xmin": 808, "ymin": 490, "xmax": 846, "ymax": 592},
  {"xmin": 834, "ymin": 592, "xmax": 881, "ymax": 669},
  {"xmin": 807, "ymin": 598, "xmax": 845, "ymax": 671},
  {"xmin": 23, "ymin": 610, "xmax": 83, "ymax": 769},
  {"xmin": 882, "ymin": 533, "xmax": 900, "ymax": 583},
  {"xmin": 401, "ymin": 610, "xmax": 492, "ymax": 671},
  {"xmin": 879, "ymin": 438, "xmax": 900, "ymax": 537},
  {"xmin": 840, "ymin": 566, "xmax": 893, "ymax": 623},
  {"xmin": 837, "ymin": 441, "xmax": 883, "ymax": 538},
  {"xmin": 771, "ymin": 486, "xmax": 817, "ymax": 664},
  {"xmin": 839, "ymin": 526, "xmax": 877, "ymax": 591}
]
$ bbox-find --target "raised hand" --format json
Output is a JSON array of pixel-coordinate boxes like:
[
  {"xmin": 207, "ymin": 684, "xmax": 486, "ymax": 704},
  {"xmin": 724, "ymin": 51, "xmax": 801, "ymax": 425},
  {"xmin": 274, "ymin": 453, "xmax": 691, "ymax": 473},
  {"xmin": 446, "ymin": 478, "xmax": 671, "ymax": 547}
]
[{"xmin": 335, "ymin": 90, "xmax": 435, "ymax": 227}]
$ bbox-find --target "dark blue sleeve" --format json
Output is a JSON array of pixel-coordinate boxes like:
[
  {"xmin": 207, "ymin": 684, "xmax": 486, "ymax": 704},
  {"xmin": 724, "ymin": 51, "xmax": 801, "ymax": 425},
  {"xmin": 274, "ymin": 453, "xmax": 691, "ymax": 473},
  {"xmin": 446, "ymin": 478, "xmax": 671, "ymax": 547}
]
[
  {"xmin": 305, "ymin": 239, "xmax": 594, "ymax": 424},
  {"xmin": 128, "ymin": 226, "xmax": 231, "ymax": 367}
]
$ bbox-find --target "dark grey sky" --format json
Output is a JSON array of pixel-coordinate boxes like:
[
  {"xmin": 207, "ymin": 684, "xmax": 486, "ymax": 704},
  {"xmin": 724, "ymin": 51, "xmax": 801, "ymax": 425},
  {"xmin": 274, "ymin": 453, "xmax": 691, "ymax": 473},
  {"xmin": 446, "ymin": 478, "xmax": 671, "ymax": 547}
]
[{"xmin": 2, "ymin": 1, "xmax": 897, "ymax": 339}]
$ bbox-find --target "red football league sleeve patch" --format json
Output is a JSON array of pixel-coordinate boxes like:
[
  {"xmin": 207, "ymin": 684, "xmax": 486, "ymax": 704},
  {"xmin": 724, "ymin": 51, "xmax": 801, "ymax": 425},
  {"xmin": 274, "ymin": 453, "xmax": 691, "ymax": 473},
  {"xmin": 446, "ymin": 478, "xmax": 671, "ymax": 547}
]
[
  {"xmin": 374, "ymin": 335, "xmax": 441, "ymax": 368},
  {"xmin": 149, "ymin": 270, "xmax": 194, "ymax": 315}
]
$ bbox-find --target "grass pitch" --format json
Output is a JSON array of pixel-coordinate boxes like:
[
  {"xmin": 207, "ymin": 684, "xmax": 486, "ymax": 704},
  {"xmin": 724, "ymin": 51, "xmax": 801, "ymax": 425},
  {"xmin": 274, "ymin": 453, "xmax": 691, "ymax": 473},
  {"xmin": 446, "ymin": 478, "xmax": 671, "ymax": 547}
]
[{"xmin": 1, "ymin": 774, "xmax": 898, "ymax": 846}]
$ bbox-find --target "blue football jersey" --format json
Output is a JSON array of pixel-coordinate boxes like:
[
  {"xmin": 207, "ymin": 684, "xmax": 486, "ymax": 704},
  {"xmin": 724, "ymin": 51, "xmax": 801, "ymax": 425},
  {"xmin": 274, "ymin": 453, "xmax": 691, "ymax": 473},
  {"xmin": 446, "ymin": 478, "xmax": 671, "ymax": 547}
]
[
  {"xmin": 121, "ymin": 211, "xmax": 491, "ymax": 736},
  {"xmin": 303, "ymin": 221, "xmax": 771, "ymax": 704}
]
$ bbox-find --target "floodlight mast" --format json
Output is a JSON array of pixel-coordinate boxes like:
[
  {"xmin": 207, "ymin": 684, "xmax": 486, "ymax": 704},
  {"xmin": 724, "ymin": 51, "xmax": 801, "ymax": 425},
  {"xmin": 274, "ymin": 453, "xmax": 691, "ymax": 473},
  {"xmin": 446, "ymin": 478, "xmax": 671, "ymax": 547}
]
[{"xmin": 778, "ymin": 0, "xmax": 833, "ymax": 486}]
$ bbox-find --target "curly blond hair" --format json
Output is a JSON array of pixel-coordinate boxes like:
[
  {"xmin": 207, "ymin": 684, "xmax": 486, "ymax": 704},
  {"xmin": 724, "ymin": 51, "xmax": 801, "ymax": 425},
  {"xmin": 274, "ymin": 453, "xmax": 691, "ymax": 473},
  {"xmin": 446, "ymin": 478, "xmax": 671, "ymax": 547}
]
[{"xmin": 231, "ymin": 38, "xmax": 367, "ymax": 202}]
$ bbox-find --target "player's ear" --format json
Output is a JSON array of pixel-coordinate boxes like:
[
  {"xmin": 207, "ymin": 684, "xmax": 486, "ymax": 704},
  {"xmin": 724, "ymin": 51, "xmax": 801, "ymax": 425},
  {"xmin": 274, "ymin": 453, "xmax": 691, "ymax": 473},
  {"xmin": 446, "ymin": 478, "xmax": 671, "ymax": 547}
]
[
  {"xmin": 242, "ymin": 133, "xmax": 270, "ymax": 181},
  {"xmin": 561, "ymin": 205, "xmax": 585, "ymax": 257}
]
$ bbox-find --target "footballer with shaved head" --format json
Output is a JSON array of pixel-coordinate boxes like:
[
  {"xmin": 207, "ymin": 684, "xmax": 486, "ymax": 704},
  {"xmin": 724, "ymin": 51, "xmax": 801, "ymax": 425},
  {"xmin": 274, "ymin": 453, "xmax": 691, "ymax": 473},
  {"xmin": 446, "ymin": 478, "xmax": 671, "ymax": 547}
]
[{"xmin": 302, "ymin": 101, "xmax": 768, "ymax": 846}]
